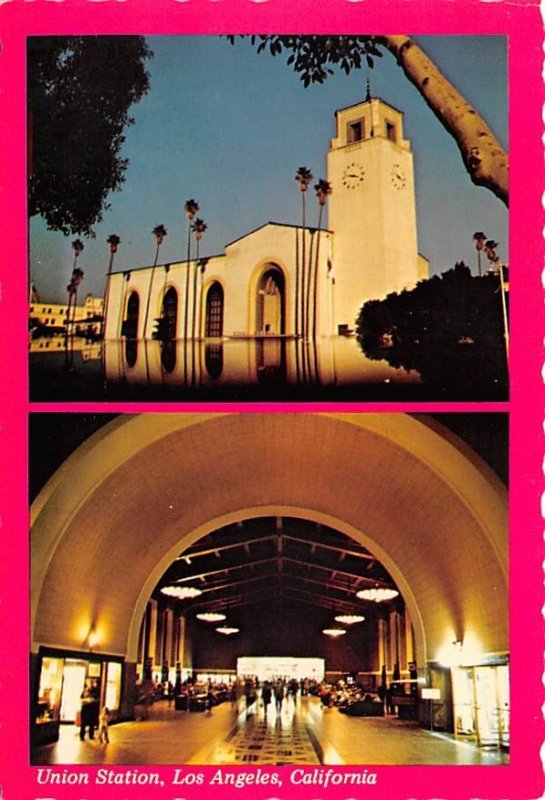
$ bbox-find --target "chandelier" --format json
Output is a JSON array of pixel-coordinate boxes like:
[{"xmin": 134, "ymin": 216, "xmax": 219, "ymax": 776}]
[
  {"xmin": 216, "ymin": 626, "xmax": 239, "ymax": 635},
  {"xmin": 356, "ymin": 587, "xmax": 399, "ymax": 602},
  {"xmin": 160, "ymin": 585, "xmax": 203, "ymax": 599},
  {"xmin": 334, "ymin": 614, "xmax": 365, "ymax": 624},
  {"xmin": 322, "ymin": 628, "xmax": 347, "ymax": 637},
  {"xmin": 196, "ymin": 612, "xmax": 226, "ymax": 622}
]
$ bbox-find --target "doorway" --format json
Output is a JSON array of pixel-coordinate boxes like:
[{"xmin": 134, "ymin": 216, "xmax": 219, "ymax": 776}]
[{"xmin": 257, "ymin": 268, "xmax": 284, "ymax": 334}]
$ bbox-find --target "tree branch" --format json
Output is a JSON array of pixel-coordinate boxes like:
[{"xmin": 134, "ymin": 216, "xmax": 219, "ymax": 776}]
[{"xmin": 377, "ymin": 35, "xmax": 508, "ymax": 206}]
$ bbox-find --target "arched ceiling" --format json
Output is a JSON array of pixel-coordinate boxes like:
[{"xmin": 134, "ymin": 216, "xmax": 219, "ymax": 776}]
[
  {"xmin": 154, "ymin": 516, "xmax": 399, "ymax": 616},
  {"xmin": 31, "ymin": 413, "xmax": 508, "ymax": 666}
]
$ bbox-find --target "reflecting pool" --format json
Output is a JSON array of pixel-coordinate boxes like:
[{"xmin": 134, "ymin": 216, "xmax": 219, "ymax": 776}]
[{"xmin": 29, "ymin": 335, "xmax": 507, "ymax": 402}]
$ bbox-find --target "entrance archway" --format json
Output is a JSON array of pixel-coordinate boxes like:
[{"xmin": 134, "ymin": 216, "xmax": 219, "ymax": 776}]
[
  {"xmin": 256, "ymin": 267, "xmax": 285, "ymax": 334},
  {"xmin": 31, "ymin": 414, "xmax": 507, "ymax": 672}
]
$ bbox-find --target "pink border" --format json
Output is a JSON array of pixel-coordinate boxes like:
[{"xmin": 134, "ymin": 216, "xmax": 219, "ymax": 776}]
[{"xmin": 1, "ymin": 1, "xmax": 543, "ymax": 798}]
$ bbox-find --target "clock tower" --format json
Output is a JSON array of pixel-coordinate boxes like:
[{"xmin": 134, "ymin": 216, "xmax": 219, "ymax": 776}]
[{"xmin": 327, "ymin": 96, "xmax": 428, "ymax": 332}]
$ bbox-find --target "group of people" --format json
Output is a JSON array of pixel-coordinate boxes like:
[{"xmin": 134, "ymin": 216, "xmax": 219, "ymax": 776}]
[
  {"xmin": 237, "ymin": 676, "xmax": 305, "ymax": 716},
  {"xmin": 79, "ymin": 679, "xmax": 110, "ymax": 743}
]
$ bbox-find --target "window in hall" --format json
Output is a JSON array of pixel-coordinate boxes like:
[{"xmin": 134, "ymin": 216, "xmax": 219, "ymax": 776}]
[
  {"xmin": 347, "ymin": 119, "xmax": 364, "ymax": 143},
  {"xmin": 386, "ymin": 120, "xmax": 397, "ymax": 142}
]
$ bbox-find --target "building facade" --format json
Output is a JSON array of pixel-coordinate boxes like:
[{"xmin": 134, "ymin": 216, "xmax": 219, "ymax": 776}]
[
  {"xmin": 104, "ymin": 97, "xmax": 428, "ymax": 341},
  {"xmin": 30, "ymin": 294, "xmax": 104, "ymax": 336}
]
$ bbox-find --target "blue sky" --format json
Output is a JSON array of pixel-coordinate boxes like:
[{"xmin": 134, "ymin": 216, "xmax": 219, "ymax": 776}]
[{"xmin": 29, "ymin": 35, "xmax": 508, "ymax": 303}]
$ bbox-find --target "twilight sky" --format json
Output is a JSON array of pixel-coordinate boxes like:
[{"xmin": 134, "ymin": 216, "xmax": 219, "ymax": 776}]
[{"xmin": 29, "ymin": 35, "xmax": 508, "ymax": 303}]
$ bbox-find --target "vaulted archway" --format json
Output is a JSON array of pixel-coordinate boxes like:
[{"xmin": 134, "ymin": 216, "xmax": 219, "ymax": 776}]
[{"xmin": 31, "ymin": 413, "xmax": 507, "ymax": 671}]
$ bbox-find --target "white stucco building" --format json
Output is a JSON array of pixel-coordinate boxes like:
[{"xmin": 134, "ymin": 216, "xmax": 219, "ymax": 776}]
[{"xmin": 104, "ymin": 96, "xmax": 428, "ymax": 341}]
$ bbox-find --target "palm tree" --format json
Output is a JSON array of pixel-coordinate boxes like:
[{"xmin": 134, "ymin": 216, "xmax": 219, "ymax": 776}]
[
  {"xmin": 143, "ymin": 224, "xmax": 168, "ymax": 339},
  {"xmin": 484, "ymin": 239, "xmax": 499, "ymax": 266},
  {"xmin": 67, "ymin": 239, "xmax": 84, "ymax": 333},
  {"xmin": 472, "ymin": 231, "xmax": 487, "ymax": 277},
  {"xmin": 102, "ymin": 234, "xmax": 121, "ymax": 338},
  {"xmin": 484, "ymin": 239, "xmax": 508, "ymax": 367},
  {"xmin": 183, "ymin": 199, "xmax": 199, "ymax": 342},
  {"xmin": 311, "ymin": 179, "xmax": 333, "ymax": 337},
  {"xmin": 295, "ymin": 166, "xmax": 313, "ymax": 338},
  {"xmin": 191, "ymin": 218, "xmax": 207, "ymax": 341}
]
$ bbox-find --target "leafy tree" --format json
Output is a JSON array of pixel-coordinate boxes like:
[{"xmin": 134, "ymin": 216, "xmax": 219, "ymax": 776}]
[
  {"xmin": 228, "ymin": 36, "xmax": 507, "ymax": 205},
  {"xmin": 28, "ymin": 36, "xmax": 153, "ymax": 236},
  {"xmin": 356, "ymin": 263, "xmax": 508, "ymax": 399}
]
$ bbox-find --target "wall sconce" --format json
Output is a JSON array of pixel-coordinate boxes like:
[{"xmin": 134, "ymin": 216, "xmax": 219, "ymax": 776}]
[
  {"xmin": 438, "ymin": 638, "xmax": 463, "ymax": 668},
  {"xmin": 87, "ymin": 627, "xmax": 99, "ymax": 652}
]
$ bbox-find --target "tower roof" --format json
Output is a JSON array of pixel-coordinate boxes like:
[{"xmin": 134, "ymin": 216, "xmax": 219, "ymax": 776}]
[{"xmin": 334, "ymin": 96, "xmax": 404, "ymax": 118}]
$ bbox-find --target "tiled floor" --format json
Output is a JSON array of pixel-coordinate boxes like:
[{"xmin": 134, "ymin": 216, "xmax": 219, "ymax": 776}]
[
  {"xmin": 32, "ymin": 696, "xmax": 508, "ymax": 766},
  {"xmin": 189, "ymin": 700, "xmax": 323, "ymax": 765}
]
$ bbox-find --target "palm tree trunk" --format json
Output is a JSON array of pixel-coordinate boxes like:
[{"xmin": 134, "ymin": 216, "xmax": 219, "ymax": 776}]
[
  {"xmin": 143, "ymin": 243, "xmax": 160, "ymax": 339},
  {"xmin": 312, "ymin": 207, "xmax": 324, "ymax": 338},
  {"xmin": 192, "ymin": 250, "xmax": 199, "ymax": 341},
  {"xmin": 117, "ymin": 281, "xmax": 126, "ymax": 340},
  {"xmin": 184, "ymin": 222, "xmax": 191, "ymax": 341},
  {"xmin": 183, "ymin": 223, "xmax": 192, "ymax": 385},
  {"xmin": 303, "ymin": 230, "xmax": 315, "ymax": 381},
  {"xmin": 64, "ymin": 292, "xmax": 73, "ymax": 366},
  {"xmin": 101, "ymin": 251, "xmax": 115, "ymax": 339},
  {"xmin": 301, "ymin": 193, "xmax": 307, "ymax": 339},
  {"xmin": 294, "ymin": 228, "xmax": 300, "ymax": 338},
  {"xmin": 198, "ymin": 266, "xmax": 204, "ymax": 341},
  {"xmin": 191, "ymin": 242, "xmax": 200, "ymax": 384},
  {"xmin": 305, "ymin": 229, "xmax": 315, "ymax": 343},
  {"xmin": 293, "ymin": 228, "xmax": 302, "ymax": 382}
]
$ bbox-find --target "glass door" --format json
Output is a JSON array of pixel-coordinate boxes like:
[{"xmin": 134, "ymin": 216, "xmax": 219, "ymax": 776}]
[
  {"xmin": 451, "ymin": 667, "xmax": 477, "ymax": 741},
  {"xmin": 60, "ymin": 660, "xmax": 87, "ymax": 722}
]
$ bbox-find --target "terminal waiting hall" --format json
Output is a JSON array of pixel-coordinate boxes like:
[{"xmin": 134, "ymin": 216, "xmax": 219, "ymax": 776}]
[{"xmin": 31, "ymin": 413, "xmax": 508, "ymax": 765}]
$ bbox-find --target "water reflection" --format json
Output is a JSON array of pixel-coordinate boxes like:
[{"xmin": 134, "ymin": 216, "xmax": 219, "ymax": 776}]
[
  {"xmin": 29, "ymin": 334, "xmax": 506, "ymax": 402},
  {"xmin": 104, "ymin": 336, "xmax": 420, "ymax": 396}
]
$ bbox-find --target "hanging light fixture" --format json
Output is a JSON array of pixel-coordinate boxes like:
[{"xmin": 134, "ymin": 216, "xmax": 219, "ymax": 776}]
[
  {"xmin": 322, "ymin": 628, "xmax": 347, "ymax": 637},
  {"xmin": 216, "ymin": 626, "xmax": 239, "ymax": 635},
  {"xmin": 196, "ymin": 612, "xmax": 226, "ymax": 622},
  {"xmin": 356, "ymin": 587, "xmax": 399, "ymax": 603},
  {"xmin": 334, "ymin": 614, "xmax": 365, "ymax": 625},
  {"xmin": 160, "ymin": 585, "xmax": 203, "ymax": 599}
]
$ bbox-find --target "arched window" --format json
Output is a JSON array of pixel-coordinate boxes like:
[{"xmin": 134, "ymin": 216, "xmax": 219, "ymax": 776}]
[
  {"xmin": 162, "ymin": 287, "xmax": 178, "ymax": 340},
  {"xmin": 205, "ymin": 282, "xmax": 224, "ymax": 338},
  {"xmin": 257, "ymin": 268, "xmax": 285, "ymax": 335},
  {"xmin": 122, "ymin": 292, "xmax": 139, "ymax": 367},
  {"xmin": 123, "ymin": 292, "xmax": 139, "ymax": 339}
]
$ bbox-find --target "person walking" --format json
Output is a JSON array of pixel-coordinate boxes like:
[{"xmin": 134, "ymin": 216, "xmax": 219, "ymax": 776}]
[
  {"xmin": 262, "ymin": 681, "xmax": 272, "ymax": 715},
  {"xmin": 274, "ymin": 680, "xmax": 284, "ymax": 714},
  {"xmin": 79, "ymin": 679, "xmax": 100, "ymax": 741}
]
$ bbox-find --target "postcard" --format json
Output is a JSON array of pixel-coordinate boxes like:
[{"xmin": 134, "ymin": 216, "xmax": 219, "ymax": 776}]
[{"xmin": 0, "ymin": 0, "xmax": 543, "ymax": 799}]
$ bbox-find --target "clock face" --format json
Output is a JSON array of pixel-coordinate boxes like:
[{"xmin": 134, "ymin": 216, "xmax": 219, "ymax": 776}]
[
  {"xmin": 391, "ymin": 163, "xmax": 407, "ymax": 190},
  {"xmin": 342, "ymin": 162, "xmax": 365, "ymax": 189}
]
